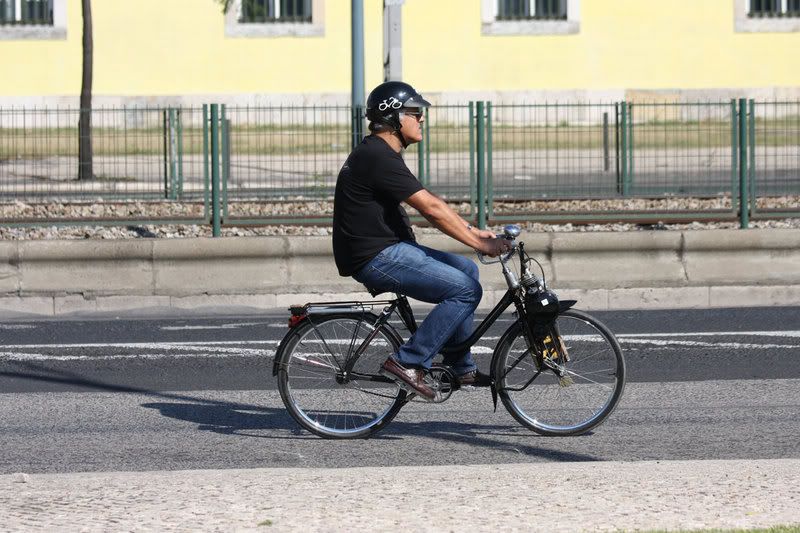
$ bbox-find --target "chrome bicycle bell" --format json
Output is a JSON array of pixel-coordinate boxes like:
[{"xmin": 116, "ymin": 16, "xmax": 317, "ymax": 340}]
[{"xmin": 503, "ymin": 224, "xmax": 521, "ymax": 240}]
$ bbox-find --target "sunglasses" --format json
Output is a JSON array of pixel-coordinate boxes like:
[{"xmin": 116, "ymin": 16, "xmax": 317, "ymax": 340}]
[{"xmin": 402, "ymin": 109, "xmax": 424, "ymax": 120}]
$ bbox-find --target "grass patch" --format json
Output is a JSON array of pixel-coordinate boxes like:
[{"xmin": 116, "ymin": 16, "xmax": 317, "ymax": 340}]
[{"xmin": 257, "ymin": 519, "xmax": 273, "ymax": 527}]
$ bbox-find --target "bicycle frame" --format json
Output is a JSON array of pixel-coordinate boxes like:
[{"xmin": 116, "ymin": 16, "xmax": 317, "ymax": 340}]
[{"xmin": 274, "ymin": 235, "xmax": 576, "ymax": 406}]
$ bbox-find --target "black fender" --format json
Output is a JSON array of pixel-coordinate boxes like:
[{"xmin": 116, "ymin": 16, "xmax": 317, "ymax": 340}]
[
  {"xmin": 559, "ymin": 300, "xmax": 577, "ymax": 312},
  {"xmin": 489, "ymin": 319, "xmax": 525, "ymax": 412},
  {"xmin": 488, "ymin": 300, "xmax": 578, "ymax": 410},
  {"xmin": 272, "ymin": 327, "xmax": 301, "ymax": 377}
]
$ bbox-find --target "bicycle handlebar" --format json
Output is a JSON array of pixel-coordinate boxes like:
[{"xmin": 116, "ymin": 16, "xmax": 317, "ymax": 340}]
[
  {"xmin": 476, "ymin": 240, "xmax": 516, "ymax": 265},
  {"xmin": 475, "ymin": 223, "xmax": 522, "ymax": 265}
]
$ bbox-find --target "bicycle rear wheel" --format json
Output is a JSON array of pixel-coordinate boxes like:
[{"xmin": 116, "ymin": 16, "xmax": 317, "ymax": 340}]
[
  {"xmin": 276, "ymin": 313, "xmax": 406, "ymax": 439},
  {"xmin": 493, "ymin": 309, "xmax": 625, "ymax": 436}
]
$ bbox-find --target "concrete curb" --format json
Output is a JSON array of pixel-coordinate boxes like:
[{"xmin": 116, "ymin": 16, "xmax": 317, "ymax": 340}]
[
  {"xmin": 2, "ymin": 459, "xmax": 799, "ymax": 531},
  {"xmin": 0, "ymin": 229, "xmax": 798, "ymax": 317}
]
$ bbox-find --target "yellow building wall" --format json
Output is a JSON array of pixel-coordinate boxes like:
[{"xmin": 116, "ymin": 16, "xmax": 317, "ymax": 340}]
[
  {"xmin": 1, "ymin": 0, "xmax": 799, "ymax": 98},
  {"xmin": 405, "ymin": 0, "xmax": 800, "ymax": 92},
  {"xmin": 1, "ymin": 0, "xmax": 386, "ymax": 97}
]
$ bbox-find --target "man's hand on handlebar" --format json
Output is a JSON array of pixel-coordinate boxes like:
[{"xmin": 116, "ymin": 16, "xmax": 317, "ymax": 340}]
[
  {"xmin": 473, "ymin": 228, "xmax": 496, "ymax": 239},
  {"xmin": 477, "ymin": 236, "xmax": 513, "ymax": 258}
]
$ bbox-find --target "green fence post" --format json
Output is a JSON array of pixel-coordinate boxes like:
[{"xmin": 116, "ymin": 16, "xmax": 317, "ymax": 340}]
[
  {"xmin": 176, "ymin": 108, "xmax": 184, "ymax": 197},
  {"xmin": 738, "ymin": 98, "xmax": 749, "ymax": 229},
  {"xmin": 168, "ymin": 108, "xmax": 178, "ymax": 200},
  {"xmin": 730, "ymin": 99, "xmax": 738, "ymax": 216},
  {"xmin": 424, "ymin": 105, "xmax": 431, "ymax": 188},
  {"xmin": 615, "ymin": 102, "xmax": 621, "ymax": 192},
  {"xmin": 468, "ymin": 102, "xmax": 476, "ymax": 219},
  {"xmin": 417, "ymin": 113, "xmax": 426, "ymax": 188},
  {"xmin": 620, "ymin": 102, "xmax": 628, "ymax": 196},
  {"xmin": 627, "ymin": 102, "xmax": 634, "ymax": 195},
  {"xmin": 476, "ymin": 101, "xmax": 486, "ymax": 229},
  {"xmin": 486, "ymin": 101, "xmax": 494, "ymax": 221},
  {"xmin": 162, "ymin": 109, "xmax": 169, "ymax": 199},
  {"xmin": 210, "ymin": 104, "xmax": 221, "ymax": 237},
  {"xmin": 352, "ymin": 105, "xmax": 365, "ymax": 149},
  {"xmin": 603, "ymin": 111, "xmax": 610, "ymax": 172},
  {"xmin": 202, "ymin": 104, "xmax": 210, "ymax": 221},
  {"xmin": 748, "ymin": 99, "xmax": 756, "ymax": 216},
  {"xmin": 221, "ymin": 104, "xmax": 229, "ymax": 220}
]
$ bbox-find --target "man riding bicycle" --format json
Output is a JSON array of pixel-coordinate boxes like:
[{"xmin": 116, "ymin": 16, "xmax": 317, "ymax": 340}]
[{"xmin": 332, "ymin": 81, "xmax": 512, "ymax": 400}]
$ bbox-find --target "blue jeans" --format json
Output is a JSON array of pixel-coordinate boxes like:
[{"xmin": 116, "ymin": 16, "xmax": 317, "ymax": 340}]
[{"xmin": 352, "ymin": 241, "xmax": 482, "ymax": 375}]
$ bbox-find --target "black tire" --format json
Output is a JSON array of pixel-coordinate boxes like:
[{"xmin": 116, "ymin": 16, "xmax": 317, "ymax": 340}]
[
  {"xmin": 276, "ymin": 313, "xmax": 407, "ymax": 439},
  {"xmin": 492, "ymin": 309, "xmax": 625, "ymax": 436}
]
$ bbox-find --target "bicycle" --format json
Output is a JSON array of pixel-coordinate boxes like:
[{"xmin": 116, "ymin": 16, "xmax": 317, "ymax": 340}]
[{"xmin": 273, "ymin": 225, "xmax": 626, "ymax": 439}]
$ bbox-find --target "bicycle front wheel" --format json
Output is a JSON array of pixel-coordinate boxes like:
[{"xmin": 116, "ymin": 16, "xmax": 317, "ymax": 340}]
[
  {"xmin": 276, "ymin": 313, "xmax": 407, "ymax": 439},
  {"xmin": 493, "ymin": 309, "xmax": 625, "ymax": 436}
]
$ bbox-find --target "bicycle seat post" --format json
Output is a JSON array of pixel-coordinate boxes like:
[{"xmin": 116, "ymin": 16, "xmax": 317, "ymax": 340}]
[{"xmin": 395, "ymin": 293, "xmax": 418, "ymax": 334}]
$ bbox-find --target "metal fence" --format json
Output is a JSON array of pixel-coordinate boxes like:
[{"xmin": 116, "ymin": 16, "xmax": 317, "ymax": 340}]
[{"xmin": 0, "ymin": 100, "xmax": 798, "ymax": 232}]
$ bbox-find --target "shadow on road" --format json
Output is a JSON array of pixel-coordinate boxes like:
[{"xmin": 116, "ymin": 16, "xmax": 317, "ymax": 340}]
[{"xmin": 3, "ymin": 361, "xmax": 600, "ymax": 462}]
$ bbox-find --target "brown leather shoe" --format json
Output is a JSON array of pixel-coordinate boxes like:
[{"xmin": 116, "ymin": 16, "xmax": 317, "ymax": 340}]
[
  {"xmin": 381, "ymin": 358, "xmax": 435, "ymax": 400},
  {"xmin": 458, "ymin": 370, "xmax": 492, "ymax": 387}
]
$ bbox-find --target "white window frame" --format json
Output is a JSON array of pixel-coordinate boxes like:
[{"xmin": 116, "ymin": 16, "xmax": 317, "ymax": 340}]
[
  {"xmin": 482, "ymin": 0, "xmax": 579, "ymax": 36},
  {"xmin": 225, "ymin": 0, "xmax": 324, "ymax": 38},
  {"xmin": 0, "ymin": 0, "xmax": 65, "ymax": 40},
  {"xmin": 735, "ymin": 0, "xmax": 800, "ymax": 32}
]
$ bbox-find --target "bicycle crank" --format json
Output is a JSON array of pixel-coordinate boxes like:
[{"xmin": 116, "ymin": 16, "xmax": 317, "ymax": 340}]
[{"xmin": 406, "ymin": 364, "xmax": 457, "ymax": 403}]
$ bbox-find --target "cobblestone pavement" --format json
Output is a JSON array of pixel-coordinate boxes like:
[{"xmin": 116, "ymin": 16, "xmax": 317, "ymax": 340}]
[{"xmin": 2, "ymin": 459, "xmax": 799, "ymax": 532}]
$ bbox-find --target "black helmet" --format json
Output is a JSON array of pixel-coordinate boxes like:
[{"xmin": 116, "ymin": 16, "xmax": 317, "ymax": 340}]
[{"xmin": 365, "ymin": 81, "xmax": 431, "ymax": 131}]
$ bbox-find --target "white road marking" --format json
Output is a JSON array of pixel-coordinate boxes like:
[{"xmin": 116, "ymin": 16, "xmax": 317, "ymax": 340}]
[
  {"xmin": 0, "ymin": 349, "xmax": 276, "ymax": 362},
  {"xmin": 160, "ymin": 322, "xmax": 271, "ymax": 331},
  {"xmin": 619, "ymin": 331, "xmax": 800, "ymax": 338},
  {"xmin": 0, "ymin": 340, "xmax": 278, "ymax": 350},
  {"xmin": 0, "ymin": 331, "xmax": 796, "ymax": 363}
]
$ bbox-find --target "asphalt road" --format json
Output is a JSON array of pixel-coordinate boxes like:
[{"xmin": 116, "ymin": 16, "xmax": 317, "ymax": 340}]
[{"xmin": 1, "ymin": 306, "xmax": 798, "ymax": 474}]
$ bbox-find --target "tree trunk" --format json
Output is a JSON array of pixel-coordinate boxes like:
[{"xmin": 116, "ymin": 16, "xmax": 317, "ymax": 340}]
[{"xmin": 78, "ymin": 0, "xmax": 93, "ymax": 180}]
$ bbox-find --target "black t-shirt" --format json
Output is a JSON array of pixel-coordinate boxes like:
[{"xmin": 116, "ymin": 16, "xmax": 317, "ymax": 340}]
[{"xmin": 332, "ymin": 135, "xmax": 424, "ymax": 277}]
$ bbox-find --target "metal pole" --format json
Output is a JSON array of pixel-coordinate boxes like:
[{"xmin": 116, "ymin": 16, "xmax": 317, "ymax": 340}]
[
  {"xmin": 468, "ymin": 102, "xmax": 475, "ymax": 219},
  {"xmin": 221, "ymin": 105, "xmax": 230, "ymax": 220},
  {"xmin": 417, "ymin": 121, "xmax": 425, "ymax": 186},
  {"xmin": 738, "ymin": 98, "xmax": 749, "ymax": 229},
  {"xmin": 162, "ymin": 109, "xmax": 169, "ymax": 199},
  {"xmin": 168, "ymin": 108, "xmax": 178, "ymax": 200},
  {"xmin": 486, "ymin": 101, "xmax": 493, "ymax": 220},
  {"xmin": 748, "ymin": 99, "xmax": 756, "ymax": 217},
  {"xmin": 476, "ymin": 101, "xmax": 486, "ymax": 229},
  {"xmin": 383, "ymin": 0, "xmax": 403, "ymax": 81},
  {"xmin": 202, "ymin": 104, "xmax": 210, "ymax": 220},
  {"xmin": 210, "ymin": 104, "xmax": 221, "ymax": 237},
  {"xmin": 621, "ymin": 102, "xmax": 628, "ymax": 196},
  {"xmin": 615, "ymin": 103, "xmax": 620, "ymax": 191},
  {"xmin": 351, "ymin": 0, "xmax": 365, "ymax": 148},
  {"xmin": 603, "ymin": 111, "xmax": 610, "ymax": 172},
  {"xmin": 177, "ymin": 109, "xmax": 184, "ymax": 197},
  {"xmin": 730, "ymin": 99, "xmax": 738, "ymax": 215}
]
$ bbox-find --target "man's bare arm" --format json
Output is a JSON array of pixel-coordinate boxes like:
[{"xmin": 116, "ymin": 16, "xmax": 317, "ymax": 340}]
[{"xmin": 405, "ymin": 189, "xmax": 510, "ymax": 257}]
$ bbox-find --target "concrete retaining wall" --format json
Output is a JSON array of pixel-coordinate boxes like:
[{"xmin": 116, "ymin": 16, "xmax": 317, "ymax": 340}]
[{"xmin": 1, "ymin": 229, "xmax": 798, "ymax": 316}]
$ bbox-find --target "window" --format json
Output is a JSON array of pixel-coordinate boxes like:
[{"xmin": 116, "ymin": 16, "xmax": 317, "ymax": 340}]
[
  {"xmin": 482, "ymin": 0, "xmax": 579, "ymax": 35},
  {"xmin": 749, "ymin": 0, "xmax": 800, "ymax": 17},
  {"xmin": 240, "ymin": 0, "xmax": 311, "ymax": 24},
  {"xmin": 225, "ymin": 0, "xmax": 323, "ymax": 37},
  {"xmin": 735, "ymin": 0, "xmax": 800, "ymax": 31},
  {"xmin": 0, "ymin": 0, "xmax": 64, "ymax": 40},
  {"xmin": 496, "ymin": 0, "xmax": 567, "ymax": 21},
  {"xmin": 0, "ymin": 0, "xmax": 53, "ymax": 26}
]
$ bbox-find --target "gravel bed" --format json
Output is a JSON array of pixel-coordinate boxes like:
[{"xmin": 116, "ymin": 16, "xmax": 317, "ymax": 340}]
[{"xmin": 0, "ymin": 197, "xmax": 797, "ymax": 240}]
